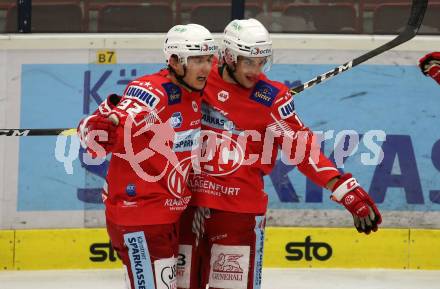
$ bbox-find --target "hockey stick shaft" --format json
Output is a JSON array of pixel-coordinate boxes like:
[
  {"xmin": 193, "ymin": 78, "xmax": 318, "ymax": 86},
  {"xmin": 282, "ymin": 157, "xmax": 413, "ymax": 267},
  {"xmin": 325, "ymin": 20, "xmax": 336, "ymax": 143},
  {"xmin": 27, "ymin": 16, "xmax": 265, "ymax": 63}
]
[
  {"xmin": 0, "ymin": 128, "xmax": 76, "ymax": 136},
  {"xmin": 0, "ymin": 106, "xmax": 165, "ymax": 136},
  {"xmin": 289, "ymin": 0, "xmax": 428, "ymax": 95},
  {"xmin": 0, "ymin": 0, "xmax": 428, "ymax": 136}
]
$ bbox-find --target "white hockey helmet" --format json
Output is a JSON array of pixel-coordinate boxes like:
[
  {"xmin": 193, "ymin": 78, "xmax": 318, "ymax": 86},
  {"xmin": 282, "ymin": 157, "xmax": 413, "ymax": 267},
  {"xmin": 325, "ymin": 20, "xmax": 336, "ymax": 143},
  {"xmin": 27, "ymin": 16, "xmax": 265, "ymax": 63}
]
[
  {"xmin": 164, "ymin": 24, "xmax": 218, "ymax": 65},
  {"xmin": 223, "ymin": 18, "xmax": 272, "ymax": 68}
]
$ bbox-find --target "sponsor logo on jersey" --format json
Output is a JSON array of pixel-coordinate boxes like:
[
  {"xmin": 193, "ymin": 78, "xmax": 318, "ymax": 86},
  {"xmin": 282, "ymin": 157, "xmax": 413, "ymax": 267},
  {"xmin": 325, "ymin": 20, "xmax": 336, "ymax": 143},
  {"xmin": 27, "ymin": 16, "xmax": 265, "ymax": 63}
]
[
  {"xmin": 201, "ymin": 103, "xmax": 239, "ymax": 133},
  {"xmin": 192, "ymin": 100, "xmax": 198, "ymax": 112},
  {"xmin": 167, "ymin": 157, "xmax": 194, "ymax": 198},
  {"xmin": 162, "ymin": 82, "xmax": 182, "ymax": 105},
  {"xmin": 217, "ymin": 90, "xmax": 230, "ymax": 102},
  {"xmin": 164, "ymin": 196, "xmax": 191, "ymax": 209},
  {"xmin": 125, "ymin": 184, "xmax": 136, "ymax": 197},
  {"xmin": 173, "ymin": 129, "xmax": 200, "ymax": 152},
  {"xmin": 202, "ymin": 111, "xmax": 228, "ymax": 129},
  {"xmin": 125, "ymin": 85, "xmax": 159, "ymax": 109},
  {"xmin": 122, "ymin": 200, "xmax": 138, "ymax": 207},
  {"xmin": 278, "ymin": 98, "xmax": 295, "ymax": 119},
  {"xmin": 250, "ymin": 81, "xmax": 279, "ymax": 107},
  {"xmin": 209, "ymin": 244, "xmax": 250, "ymax": 288},
  {"xmin": 190, "ymin": 119, "xmax": 201, "ymax": 127},
  {"xmin": 170, "ymin": 112, "xmax": 183, "ymax": 128},
  {"xmin": 188, "ymin": 175, "xmax": 241, "ymax": 196}
]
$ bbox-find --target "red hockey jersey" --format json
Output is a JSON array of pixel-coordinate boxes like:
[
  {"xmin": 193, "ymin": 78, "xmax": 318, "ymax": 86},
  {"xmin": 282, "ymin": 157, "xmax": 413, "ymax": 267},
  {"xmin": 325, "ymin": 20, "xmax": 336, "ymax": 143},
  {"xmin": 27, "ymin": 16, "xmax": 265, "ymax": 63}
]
[
  {"xmin": 79, "ymin": 70, "xmax": 201, "ymax": 225},
  {"xmin": 188, "ymin": 64, "xmax": 341, "ymax": 214}
]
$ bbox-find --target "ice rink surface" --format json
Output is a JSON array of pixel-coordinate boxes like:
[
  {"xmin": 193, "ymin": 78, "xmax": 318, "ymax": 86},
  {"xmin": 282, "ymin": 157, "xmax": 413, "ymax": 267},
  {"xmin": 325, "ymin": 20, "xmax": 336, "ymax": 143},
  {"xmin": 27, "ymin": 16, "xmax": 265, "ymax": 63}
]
[{"xmin": 0, "ymin": 268, "xmax": 439, "ymax": 289}]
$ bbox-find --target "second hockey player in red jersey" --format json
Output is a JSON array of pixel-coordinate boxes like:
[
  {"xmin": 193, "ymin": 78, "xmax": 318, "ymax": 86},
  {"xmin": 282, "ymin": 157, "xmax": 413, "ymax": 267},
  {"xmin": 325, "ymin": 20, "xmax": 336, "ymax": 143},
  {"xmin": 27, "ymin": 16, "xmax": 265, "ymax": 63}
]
[
  {"xmin": 78, "ymin": 24, "xmax": 217, "ymax": 289},
  {"xmin": 178, "ymin": 19, "xmax": 382, "ymax": 289}
]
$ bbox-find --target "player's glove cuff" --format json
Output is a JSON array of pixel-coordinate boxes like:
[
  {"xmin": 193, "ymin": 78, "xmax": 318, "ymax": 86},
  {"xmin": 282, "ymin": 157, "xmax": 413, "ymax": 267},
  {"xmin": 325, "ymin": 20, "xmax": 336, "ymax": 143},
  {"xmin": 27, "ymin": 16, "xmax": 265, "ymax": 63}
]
[{"xmin": 331, "ymin": 174, "xmax": 360, "ymax": 202}]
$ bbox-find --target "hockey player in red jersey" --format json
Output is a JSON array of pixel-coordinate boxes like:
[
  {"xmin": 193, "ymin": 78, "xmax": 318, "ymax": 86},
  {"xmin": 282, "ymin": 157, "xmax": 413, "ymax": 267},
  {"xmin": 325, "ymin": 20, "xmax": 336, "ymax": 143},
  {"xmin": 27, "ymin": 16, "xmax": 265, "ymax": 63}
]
[
  {"xmin": 77, "ymin": 24, "xmax": 217, "ymax": 289},
  {"xmin": 419, "ymin": 52, "xmax": 440, "ymax": 85},
  {"xmin": 177, "ymin": 19, "xmax": 382, "ymax": 289}
]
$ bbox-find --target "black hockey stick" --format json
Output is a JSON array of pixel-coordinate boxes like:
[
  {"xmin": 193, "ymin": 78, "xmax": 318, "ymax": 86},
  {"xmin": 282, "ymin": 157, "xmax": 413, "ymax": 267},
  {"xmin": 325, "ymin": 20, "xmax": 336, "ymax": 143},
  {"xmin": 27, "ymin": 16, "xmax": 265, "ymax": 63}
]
[
  {"xmin": 0, "ymin": 0, "xmax": 428, "ymax": 137},
  {"xmin": 0, "ymin": 128, "xmax": 76, "ymax": 136},
  {"xmin": 289, "ymin": 0, "xmax": 428, "ymax": 95}
]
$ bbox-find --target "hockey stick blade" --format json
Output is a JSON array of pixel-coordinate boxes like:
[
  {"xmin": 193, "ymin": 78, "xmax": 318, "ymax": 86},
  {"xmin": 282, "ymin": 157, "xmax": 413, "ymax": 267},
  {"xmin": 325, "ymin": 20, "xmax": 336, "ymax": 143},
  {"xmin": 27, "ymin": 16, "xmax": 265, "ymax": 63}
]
[
  {"xmin": 289, "ymin": 0, "xmax": 428, "ymax": 95},
  {"xmin": 0, "ymin": 128, "xmax": 76, "ymax": 136}
]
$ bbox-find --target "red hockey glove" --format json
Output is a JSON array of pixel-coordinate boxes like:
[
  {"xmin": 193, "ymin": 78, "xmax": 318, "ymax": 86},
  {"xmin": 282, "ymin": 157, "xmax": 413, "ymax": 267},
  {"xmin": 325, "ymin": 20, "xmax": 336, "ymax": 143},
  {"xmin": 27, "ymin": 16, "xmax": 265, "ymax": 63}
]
[
  {"xmin": 331, "ymin": 173, "xmax": 382, "ymax": 234},
  {"xmin": 81, "ymin": 115, "xmax": 118, "ymax": 158},
  {"xmin": 419, "ymin": 52, "xmax": 440, "ymax": 85}
]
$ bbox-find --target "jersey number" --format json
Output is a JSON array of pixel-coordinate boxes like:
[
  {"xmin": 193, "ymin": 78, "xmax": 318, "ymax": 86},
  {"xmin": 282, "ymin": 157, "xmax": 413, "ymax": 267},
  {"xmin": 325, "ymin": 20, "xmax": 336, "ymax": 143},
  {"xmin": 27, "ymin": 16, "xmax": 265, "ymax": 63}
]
[{"xmin": 116, "ymin": 99, "xmax": 143, "ymax": 119}]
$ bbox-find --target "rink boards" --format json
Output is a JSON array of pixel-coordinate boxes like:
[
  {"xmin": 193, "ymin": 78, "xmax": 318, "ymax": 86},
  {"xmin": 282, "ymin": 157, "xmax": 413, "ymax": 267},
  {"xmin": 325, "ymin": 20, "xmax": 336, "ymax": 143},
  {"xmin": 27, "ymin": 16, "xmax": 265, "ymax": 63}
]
[
  {"xmin": 0, "ymin": 227, "xmax": 439, "ymax": 270},
  {"xmin": 1, "ymin": 35, "xmax": 440, "ymax": 272},
  {"xmin": 1, "ymin": 35, "xmax": 440, "ymax": 230}
]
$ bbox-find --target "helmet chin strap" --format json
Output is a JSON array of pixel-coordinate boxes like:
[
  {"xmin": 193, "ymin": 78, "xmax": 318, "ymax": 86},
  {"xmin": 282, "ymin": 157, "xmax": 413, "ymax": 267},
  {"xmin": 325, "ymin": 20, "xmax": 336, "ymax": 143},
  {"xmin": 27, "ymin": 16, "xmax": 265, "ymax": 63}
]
[
  {"xmin": 223, "ymin": 62, "xmax": 247, "ymax": 88},
  {"xmin": 168, "ymin": 65, "xmax": 203, "ymax": 92}
]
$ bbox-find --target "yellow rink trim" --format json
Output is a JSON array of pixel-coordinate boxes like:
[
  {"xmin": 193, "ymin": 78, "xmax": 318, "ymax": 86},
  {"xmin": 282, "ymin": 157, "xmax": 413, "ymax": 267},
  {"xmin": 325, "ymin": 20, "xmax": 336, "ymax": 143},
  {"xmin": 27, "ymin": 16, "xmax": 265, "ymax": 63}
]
[
  {"xmin": 1, "ymin": 227, "xmax": 439, "ymax": 270},
  {"xmin": 0, "ymin": 230, "xmax": 14, "ymax": 270},
  {"xmin": 14, "ymin": 229, "xmax": 122, "ymax": 270},
  {"xmin": 409, "ymin": 229, "xmax": 440, "ymax": 269},
  {"xmin": 264, "ymin": 227, "xmax": 409, "ymax": 269}
]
